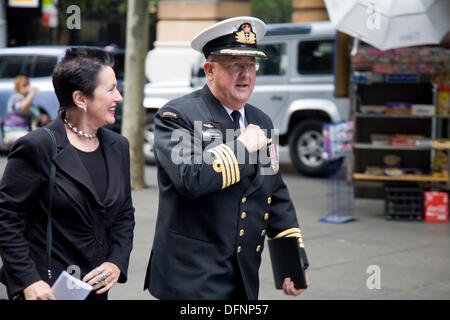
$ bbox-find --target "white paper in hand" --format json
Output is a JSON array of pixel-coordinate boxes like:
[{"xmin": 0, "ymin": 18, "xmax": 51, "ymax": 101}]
[{"xmin": 51, "ymin": 271, "xmax": 93, "ymax": 300}]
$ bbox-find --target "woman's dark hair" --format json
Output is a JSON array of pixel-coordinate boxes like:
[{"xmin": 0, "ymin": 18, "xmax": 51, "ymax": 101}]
[{"xmin": 52, "ymin": 47, "xmax": 114, "ymax": 118}]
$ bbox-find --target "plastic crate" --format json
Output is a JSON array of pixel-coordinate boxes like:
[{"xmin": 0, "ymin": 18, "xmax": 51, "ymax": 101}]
[{"xmin": 384, "ymin": 187, "xmax": 424, "ymax": 220}]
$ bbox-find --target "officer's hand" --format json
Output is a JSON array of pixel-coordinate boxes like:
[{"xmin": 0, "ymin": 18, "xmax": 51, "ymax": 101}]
[
  {"xmin": 23, "ymin": 280, "xmax": 55, "ymax": 300},
  {"xmin": 237, "ymin": 124, "xmax": 267, "ymax": 153},
  {"xmin": 282, "ymin": 274, "xmax": 309, "ymax": 296}
]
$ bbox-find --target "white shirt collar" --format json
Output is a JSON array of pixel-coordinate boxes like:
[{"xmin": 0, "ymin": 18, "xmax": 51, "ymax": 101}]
[
  {"xmin": 221, "ymin": 104, "xmax": 246, "ymax": 130},
  {"xmin": 221, "ymin": 104, "xmax": 245, "ymax": 118}
]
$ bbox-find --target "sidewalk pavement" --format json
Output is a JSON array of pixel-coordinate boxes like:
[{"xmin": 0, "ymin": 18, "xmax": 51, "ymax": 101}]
[{"xmin": 1, "ymin": 148, "xmax": 449, "ymax": 300}]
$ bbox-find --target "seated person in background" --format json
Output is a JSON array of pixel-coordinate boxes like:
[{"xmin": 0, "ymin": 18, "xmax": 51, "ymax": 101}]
[{"xmin": 3, "ymin": 75, "xmax": 48, "ymax": 147}]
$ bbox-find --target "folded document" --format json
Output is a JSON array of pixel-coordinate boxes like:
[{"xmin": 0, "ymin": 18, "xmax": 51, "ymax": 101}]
[{"xmin": 52, "ymin": 271, "xmax": 93, "ymax": 300}]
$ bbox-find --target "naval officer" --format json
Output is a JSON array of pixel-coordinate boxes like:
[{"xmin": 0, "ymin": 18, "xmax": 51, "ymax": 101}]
[{"xmin": 144, "ymin": 16, "xmax": 309, "ymax": 299}]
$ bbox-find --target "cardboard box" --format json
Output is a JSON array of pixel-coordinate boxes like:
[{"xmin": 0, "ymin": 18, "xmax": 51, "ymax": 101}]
[
  {"xmin": 412, "ymin": 104, "xmax": 435, "ymax": 115},
  {"xmin": 391, "ymin": 137, "xmax": 416, "ymax": 147},
  {"xmin": 371, "ymin": 134, "xmax": 392, "ymax": 145},
  {"xmin": 424, "ymin": 192, "xmax": 448, "ymax": 223}
]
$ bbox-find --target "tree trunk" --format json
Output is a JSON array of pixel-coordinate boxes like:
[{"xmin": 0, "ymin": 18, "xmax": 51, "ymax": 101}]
[{"xmin": 122, "ymin": 0, "xmax": 149, "ymax": 189}]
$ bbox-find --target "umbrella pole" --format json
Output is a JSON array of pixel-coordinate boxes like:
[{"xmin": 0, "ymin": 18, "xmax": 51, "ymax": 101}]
[{"xmin": 351, "ymin": 38, "xmax": 359, "ymax": 56}]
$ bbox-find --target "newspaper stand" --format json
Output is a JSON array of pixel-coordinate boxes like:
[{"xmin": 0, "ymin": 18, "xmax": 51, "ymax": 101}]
[{"xmin": 319, "ymin": 121, "xmax": 355, "ymax": 224}]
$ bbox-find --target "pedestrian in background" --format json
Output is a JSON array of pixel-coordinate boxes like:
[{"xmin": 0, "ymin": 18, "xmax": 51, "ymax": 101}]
[
  {"xmin": 0, "ymin": 47, "xmax": 135, "ymax": 300},
  {"xmin": 145, "ymin": 16, "xmax": 309, "ymax": 300},
  {"xmin": 2, "ymin": 75, "xmax": 49, "ymax": 147}
]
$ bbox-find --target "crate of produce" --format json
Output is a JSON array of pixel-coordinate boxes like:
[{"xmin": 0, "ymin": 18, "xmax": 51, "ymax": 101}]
[{"xmin": 384, "ymin": 187, "xmax": 424, "ymax": 220}]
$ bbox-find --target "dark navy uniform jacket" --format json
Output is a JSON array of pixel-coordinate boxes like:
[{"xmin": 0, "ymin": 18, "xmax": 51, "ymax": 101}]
[{"xmin": 144, "ymin": 85, "xmax": 308, "ymax": 300}]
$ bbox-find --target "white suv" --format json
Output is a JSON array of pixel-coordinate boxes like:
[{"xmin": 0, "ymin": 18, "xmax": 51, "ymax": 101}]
[{"xmin": 144, "ymin": 21, "xmax": 350, "ymax": 176}]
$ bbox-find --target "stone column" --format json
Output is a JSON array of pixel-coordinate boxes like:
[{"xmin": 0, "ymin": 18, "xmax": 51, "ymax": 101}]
[
  {"xmin": 146, "ymin": 0, "xmax": 250, "ymax": 83},
  {"xmin": 292, "ymin": 0, "xmax": 329, "ymax": 23}
]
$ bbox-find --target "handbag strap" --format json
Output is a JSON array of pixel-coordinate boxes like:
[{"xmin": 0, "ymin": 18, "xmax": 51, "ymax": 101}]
[{"xmin": 43, "ymin": 128, "xmax": 57, "ymax": 279}]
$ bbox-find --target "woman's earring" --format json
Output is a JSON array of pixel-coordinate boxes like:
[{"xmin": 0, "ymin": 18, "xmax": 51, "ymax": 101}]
[{"xmin": 83, "ymin": 105, "xmax": 87, "ymax": 113}]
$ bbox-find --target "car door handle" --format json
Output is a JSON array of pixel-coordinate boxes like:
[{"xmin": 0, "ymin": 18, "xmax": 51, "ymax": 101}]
[{"xmin": 271, "ymin": 96, "xmax": 283, "ymax": 101}]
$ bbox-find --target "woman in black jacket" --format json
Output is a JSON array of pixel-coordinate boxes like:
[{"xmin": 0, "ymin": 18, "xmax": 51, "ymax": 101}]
[{"xmin": 0, "ymin": 47, "xmax": 135, "ymax": 300}]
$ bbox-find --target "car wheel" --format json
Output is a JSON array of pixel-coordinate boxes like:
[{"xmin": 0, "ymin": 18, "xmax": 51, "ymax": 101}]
[
  {"xmin": 143, "ymin": 116, "xmax": 156, "ymax": 165},
  {"xmin": 289, "ymin": 119, "xmax": 326, "ymax": 176}
]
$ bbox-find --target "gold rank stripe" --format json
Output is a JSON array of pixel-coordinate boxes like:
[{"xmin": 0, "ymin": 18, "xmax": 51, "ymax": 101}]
[
  {"xmin": 208, "ymin": 144, "xmax": 241, "ymax": 189},
  {"xmin": 219, "ymin": 49, "xmax": 267, "ymax": 58},
  {"xmin": 217, "ymin": 145, "xmax": 235, "ymax": 185},
  {"xmin": 274, "ymin": 228, "xmax": 305, "ymax": 248},
  {"xmin": 298, "ymin": 238, "xmax": 305, "ymax": 248},
  {"xmin": 214, "ymin": 146, "xmax": 232, "ymax": 187},
  {"xmin": 274, "ymin": 228, "xmax": 301, "ymax": 239},
  {"xmin": 219, "ymin": 144, "xmax": 240, "ymax": 183},
  {"xmin": 284, "ymin": 233, "xmax": 301, "ymax": 238},
  {"xmin": 209, "ymin": 149, "xmax": 227, "ymax": 189}
]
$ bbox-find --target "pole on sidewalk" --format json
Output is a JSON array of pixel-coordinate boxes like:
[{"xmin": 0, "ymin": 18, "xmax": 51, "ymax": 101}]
[{"xmin": 122, "ymin": 0, "xmax": 150, "ymax": 189}]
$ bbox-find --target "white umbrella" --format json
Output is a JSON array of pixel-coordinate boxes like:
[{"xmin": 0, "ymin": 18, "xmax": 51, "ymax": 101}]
[{"xmin": 324, "ymin": 0, "xmax": 450, "ymax": 51}]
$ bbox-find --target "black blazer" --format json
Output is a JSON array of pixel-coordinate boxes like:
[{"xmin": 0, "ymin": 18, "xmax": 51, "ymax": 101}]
[
  {"xmin": 0, "ymin": 117, "xmax": 135, "ymax": 298},
  {"xmin": 144, "ymin": 85, "xmax": 308, "ymax": 300}
]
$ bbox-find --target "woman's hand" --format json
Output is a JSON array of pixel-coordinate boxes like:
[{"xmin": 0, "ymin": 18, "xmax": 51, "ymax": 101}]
[
  {"xmin": 83, "ymin": 262, "xmax": 121, "ymax": 295},
  {"xmin": 23, "ymin": 280, "xmax": 55, "ymax": 300}
]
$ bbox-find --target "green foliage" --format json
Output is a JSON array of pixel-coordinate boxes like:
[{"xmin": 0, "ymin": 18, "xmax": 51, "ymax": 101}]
[{"xmin": 251, "ymin": 0, "xmax": 293, "ymax": 23}]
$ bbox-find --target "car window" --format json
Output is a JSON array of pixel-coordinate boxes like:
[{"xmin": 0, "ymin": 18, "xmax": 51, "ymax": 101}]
[
  {"xmin": 0, "ymin": 55, "xmax": 33, "ymax": 78},
  {"xmin": 297, "ymin": 40, "xmax": 334, "ymax": 74},
  {"xmin": 256, "ymin": 43, "xmax": 287, "ymax": 76},
  {"xmin": 32, "ymin": 55, "xmax": 58, "ymax": 77}
]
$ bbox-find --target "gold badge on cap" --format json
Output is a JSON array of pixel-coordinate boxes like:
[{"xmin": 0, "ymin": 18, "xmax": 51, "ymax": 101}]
[{"xmin": 235, "ymin": 24, "xmax": 256, "ymax": 45}]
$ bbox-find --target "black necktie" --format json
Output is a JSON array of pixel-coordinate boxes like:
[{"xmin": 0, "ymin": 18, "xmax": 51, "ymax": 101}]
[{"xmin": 231, "ymin": 110, "xmax": 241, "ymax": 130}]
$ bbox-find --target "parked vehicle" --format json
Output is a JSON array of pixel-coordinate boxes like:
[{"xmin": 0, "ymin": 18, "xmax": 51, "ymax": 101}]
[
  {"xmin": 0, "ymin": 46, "xmax": 124, "ymax": 142},
  {"xmin": 143, "ymin": 21, "xmax": 350, "ymax": 176}
]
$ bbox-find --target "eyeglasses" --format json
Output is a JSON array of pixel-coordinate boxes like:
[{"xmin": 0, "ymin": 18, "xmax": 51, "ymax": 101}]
[{"xmin": 211, "ymin": 61, "xmax": 260, "ymax": 74}]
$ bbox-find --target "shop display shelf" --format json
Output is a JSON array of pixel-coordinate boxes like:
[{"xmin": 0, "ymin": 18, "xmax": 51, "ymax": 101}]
[
  {"xmin": 353, "ymin": 143, "xmax": 431, "ymax": 151},
  {"xmin": 353, "ymin": 173, "xmax": 448, "ymax": 183}
]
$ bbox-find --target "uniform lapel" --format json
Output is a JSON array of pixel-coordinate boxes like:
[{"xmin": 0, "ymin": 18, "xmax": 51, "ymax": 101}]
[
  {"xmin": 200, "ymin": 86, "xmax": 236, "ymax": 142},
  {"xmin": 242, "ymin": 105, "xmax": 264, "ymax": 196},
  {"xmin": 200, "ymin": 86, "xmax": 266, "ymax": 195}
]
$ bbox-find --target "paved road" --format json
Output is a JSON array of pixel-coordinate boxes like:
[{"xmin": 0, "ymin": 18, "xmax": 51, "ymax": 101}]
[{"xmin": 1, "ymin": 148, "xmax": 449, "ymax": 300}]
